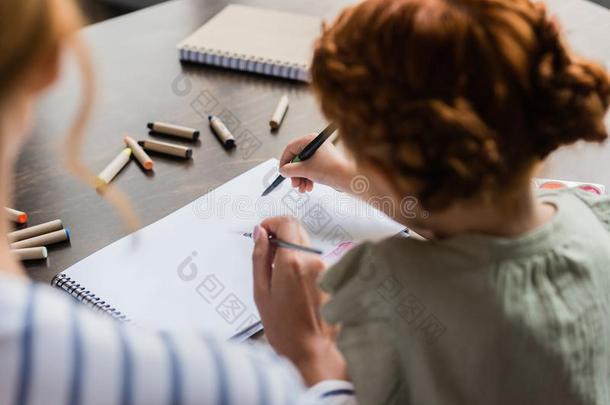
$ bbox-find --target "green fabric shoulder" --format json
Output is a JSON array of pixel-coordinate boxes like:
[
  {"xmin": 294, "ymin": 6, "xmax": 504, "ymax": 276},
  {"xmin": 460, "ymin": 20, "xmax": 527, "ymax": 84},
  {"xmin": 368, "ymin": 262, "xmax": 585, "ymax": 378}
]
[{"xmin": 568, "ymin": 188, "xmax": 610, "ymax": 232}]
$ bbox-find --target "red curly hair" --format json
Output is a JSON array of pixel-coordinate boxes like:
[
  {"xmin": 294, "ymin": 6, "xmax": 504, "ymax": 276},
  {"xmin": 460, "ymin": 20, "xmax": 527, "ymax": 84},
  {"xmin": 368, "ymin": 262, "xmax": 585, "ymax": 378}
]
[{"xmin": 311, "ymin": 0, "xmax": 610, "ymax": 210}]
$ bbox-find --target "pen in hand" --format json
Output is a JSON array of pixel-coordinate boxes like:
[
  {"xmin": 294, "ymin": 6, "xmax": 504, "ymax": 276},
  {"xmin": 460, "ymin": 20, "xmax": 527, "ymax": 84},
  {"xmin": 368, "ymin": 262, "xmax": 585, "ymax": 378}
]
[
  {"xmin": 230, "ymin": 230, "xmax": 322, "ymax": 341},
  {"xmin": 261, "ymin": 123, "xmax": 337, "ymax": 196},
  {"xmin": 241, "ymin": 232, "xmax": 323, "ymax": 255}
]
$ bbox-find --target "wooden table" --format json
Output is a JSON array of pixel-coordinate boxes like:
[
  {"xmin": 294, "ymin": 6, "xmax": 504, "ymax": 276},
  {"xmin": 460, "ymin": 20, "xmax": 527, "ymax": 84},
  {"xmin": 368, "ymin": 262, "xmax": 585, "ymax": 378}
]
[{"xmin": 15, "ymin": 0, "xmax": 610, "ymax": 283}]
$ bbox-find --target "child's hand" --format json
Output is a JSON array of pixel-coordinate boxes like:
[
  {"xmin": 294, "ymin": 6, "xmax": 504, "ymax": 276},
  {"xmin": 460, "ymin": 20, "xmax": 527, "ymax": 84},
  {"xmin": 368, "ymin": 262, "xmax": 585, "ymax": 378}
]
[
  {"xmin": 251, "ymin": 216, "xmax": 347, "ymax": 386},
  {"xmin": 279, "ymin": 133, "xmax": 356, "ymax": 193}
]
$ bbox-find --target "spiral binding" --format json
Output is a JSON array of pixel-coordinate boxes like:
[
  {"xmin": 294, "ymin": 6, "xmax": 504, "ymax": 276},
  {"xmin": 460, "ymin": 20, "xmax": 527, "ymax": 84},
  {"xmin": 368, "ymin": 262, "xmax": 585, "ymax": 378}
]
[
  {"xmin": 178, "ymin": 46, "xmax": 309, "ymax": 82},
  {"xmin": 52, "ymin": 273, "xmax": 128, "ymax": 322}
]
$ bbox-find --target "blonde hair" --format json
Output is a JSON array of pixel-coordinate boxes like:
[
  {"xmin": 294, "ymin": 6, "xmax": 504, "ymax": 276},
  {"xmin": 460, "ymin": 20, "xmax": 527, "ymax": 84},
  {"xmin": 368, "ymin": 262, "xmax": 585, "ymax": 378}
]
[{"xmin": 0, "ymin": 0, "xmax": 138, "ymax": 235}]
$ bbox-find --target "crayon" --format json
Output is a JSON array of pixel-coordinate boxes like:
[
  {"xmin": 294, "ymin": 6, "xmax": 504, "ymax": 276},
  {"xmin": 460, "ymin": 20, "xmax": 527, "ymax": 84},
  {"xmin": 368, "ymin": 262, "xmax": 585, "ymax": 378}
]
[
  {"xmin": 96, "ymin": 148, "xmax": 132, "ymax": 188},
  {"xmin": 124, "ymin": 135, "xmax": 153, "ymax": 170},
  {"xmin": 209, "ymin": 115, "xmax": 236, "ymax": 148},
  {"xmin": 138, "ymin": 140, "xmax": 192, "ymax": 159},
  {"xmin": 10, "ymin": 228, "xmax": 70, "ymax": 249},
  {"xmin": 8, "ymin": 219, "xmax": 63, "ymax": 243},
  {"xmin": 269, "ymin": 95, "xmax": 289, "ymax": 130},
  {"xmin": 5, "ymin": 207, "xmax": 27, "ymax": 224},
  {"xmin": 12, "ymin": 247, "xmax": 48, "ymax": 261},
  {"xmin": 148, "ymin": 122, "xmax": 199, "ymax": 140}
]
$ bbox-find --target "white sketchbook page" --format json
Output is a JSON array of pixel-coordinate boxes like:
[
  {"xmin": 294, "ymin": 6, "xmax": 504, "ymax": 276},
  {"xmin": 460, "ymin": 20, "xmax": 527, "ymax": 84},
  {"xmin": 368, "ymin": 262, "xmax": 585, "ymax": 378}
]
[
  {"xmin": 178, "ymin": 5, "xmax": 321, "ymax": 68},
  {"xmin": 61, "ymin": 159, "xmax": 403, "ymax": 339}
]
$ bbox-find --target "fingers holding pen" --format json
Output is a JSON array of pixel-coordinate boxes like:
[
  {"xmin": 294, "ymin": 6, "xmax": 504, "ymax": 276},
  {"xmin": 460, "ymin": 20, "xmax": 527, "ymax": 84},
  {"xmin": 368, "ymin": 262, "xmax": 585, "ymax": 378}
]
[{"xmin": 252, "ymin": 225, "xmax": 274, "ymax": 301}]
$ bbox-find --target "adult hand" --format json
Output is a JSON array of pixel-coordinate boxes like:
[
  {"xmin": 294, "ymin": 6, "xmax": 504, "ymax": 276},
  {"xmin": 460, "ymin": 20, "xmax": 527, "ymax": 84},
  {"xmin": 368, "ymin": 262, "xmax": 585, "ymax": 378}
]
[
  {"xmin": 279, "ymin": 133, "xmax": 356, "ymax": 193},
  {"xmin": 252, "ymin": 216, "xmax": 347, "ymax": 386}
]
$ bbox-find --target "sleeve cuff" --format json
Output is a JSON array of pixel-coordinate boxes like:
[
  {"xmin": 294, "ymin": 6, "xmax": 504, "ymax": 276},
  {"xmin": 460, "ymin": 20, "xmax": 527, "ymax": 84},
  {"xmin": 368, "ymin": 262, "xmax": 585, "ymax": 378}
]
[{"xmin": 302, "ymin": 380, "xmax": 357, "ymax": 404}]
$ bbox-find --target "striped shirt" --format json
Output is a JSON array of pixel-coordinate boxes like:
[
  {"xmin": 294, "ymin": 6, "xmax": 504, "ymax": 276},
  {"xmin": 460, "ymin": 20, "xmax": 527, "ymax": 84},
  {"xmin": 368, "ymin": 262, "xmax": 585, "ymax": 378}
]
[{"xmin": 0, "ymin": 273, "xmax": 357, "ymax": 405}]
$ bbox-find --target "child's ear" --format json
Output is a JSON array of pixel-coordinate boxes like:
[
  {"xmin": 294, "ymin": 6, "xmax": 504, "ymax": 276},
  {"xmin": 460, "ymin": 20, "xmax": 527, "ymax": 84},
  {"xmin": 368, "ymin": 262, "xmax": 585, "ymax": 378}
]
[{"xmin": 26, "ymin": 45, "xmax": 61, "ymax": 94}]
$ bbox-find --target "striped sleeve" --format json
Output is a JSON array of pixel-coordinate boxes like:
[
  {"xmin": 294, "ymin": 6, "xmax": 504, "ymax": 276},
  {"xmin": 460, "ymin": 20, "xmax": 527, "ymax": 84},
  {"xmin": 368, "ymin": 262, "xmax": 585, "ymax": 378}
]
[{"xmin": 0, "ymin": 280, "xmax": 358, "ymax": 405}]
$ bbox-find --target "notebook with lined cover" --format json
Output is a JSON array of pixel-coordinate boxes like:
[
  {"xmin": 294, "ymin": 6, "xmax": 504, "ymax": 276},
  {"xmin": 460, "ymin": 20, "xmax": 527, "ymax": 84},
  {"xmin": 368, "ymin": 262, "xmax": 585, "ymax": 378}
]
[{"xmin": 177, "ymin": 5, "xmax": 322, "ymax": 82}]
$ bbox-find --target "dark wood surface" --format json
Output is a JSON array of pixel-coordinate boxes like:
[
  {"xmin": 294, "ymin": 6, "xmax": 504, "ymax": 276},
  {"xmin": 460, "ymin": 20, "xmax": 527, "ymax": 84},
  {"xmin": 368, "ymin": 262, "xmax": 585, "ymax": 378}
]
[
  {"xmin": 15, "ymin": 0, "xmax": 610, "ymax": 283},
  {"xmin": 590, "ymin": 0, "xmax": 610, "ymax": 9},
  {"xmin": 17, "ymin": 0, "xmax": 350, "ymax": 283}
]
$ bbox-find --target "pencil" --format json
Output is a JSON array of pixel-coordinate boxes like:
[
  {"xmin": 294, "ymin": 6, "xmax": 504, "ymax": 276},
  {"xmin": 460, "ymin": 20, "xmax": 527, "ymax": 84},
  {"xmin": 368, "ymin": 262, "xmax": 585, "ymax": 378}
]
[
  {"xmin": 241, "ymin": 232, "xmax": 322, "ymax": 255},
  {"xmin": 229, "ymin": 320, "xmax": 263, "ymax": 341}
]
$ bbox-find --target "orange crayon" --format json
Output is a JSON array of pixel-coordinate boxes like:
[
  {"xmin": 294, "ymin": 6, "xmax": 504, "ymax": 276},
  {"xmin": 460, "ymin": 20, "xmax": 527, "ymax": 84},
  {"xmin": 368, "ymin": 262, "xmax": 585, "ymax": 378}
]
[{"xmin": 5, "ymin": 207, "xmax": 27, "ymax": 224}]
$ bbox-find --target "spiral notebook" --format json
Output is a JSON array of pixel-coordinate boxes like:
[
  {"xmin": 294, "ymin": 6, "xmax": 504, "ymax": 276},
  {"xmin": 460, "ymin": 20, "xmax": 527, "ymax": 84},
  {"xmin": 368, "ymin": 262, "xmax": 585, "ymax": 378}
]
[
  {"xmin": 52, "ymin": 160, "xmax": 404, "ymax": 340},
  {"xmin": 177, "ymin": 5, "xmax": 321, "ymax": 82}
]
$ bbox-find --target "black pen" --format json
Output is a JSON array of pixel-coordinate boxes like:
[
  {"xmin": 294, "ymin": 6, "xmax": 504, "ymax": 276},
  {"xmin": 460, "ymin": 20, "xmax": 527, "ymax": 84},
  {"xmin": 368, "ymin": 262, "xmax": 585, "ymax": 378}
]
[
  {"xmin": 241, "ymin": 232, "xmax": 323, "ymax": 255},
  {"xmin": 261, "ymin": 123, "xmax": 337, "ymax": 196}
]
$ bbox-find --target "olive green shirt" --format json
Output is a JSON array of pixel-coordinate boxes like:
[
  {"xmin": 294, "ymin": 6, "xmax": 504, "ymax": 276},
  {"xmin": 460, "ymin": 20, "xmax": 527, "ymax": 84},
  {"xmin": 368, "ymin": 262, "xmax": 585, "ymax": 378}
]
[{"xmin": 320, "ymin": 189, "xmax": 610, "ymax": 405}]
